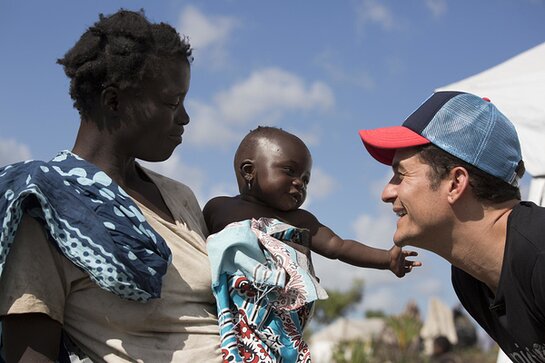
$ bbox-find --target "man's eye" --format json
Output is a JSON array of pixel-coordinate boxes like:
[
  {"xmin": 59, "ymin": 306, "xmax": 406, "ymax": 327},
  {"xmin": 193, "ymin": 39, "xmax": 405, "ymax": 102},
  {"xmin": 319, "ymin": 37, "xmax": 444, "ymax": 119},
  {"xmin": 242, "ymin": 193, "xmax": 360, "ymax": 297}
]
[{"xmin": 393, "ymin": 171, "xmax": 405, "ymax": 182}]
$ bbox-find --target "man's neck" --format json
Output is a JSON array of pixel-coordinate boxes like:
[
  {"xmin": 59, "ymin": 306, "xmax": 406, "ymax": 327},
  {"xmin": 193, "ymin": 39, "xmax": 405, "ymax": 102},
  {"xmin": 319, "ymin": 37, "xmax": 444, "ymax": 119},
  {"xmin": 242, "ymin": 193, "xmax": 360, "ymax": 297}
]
[{"xmin": 449, "ymin": 201, "xmax": 518, "ymax": 294}]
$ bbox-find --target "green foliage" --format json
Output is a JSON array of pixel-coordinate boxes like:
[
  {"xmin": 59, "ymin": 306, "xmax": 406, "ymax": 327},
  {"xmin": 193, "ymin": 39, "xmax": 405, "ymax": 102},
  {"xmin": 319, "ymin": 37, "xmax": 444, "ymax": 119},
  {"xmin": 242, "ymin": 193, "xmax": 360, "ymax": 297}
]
[
  {"xmin": 365, "ymin": 310, "xmax": 386, "ymax": 318},
  {"xmin": 332, "ymin": 339, "xmax": 372, "ymax": 363},
  {"xmin": 329, "ymin": 313, "xmax": 424, "ymax": 363},
  {"xmin": 313, "ymin": 279, "xmax": 364, "ymax": 325},
  {"xmin": 385, "ymin": 314, "xmax": 422, "ymax": 351}
]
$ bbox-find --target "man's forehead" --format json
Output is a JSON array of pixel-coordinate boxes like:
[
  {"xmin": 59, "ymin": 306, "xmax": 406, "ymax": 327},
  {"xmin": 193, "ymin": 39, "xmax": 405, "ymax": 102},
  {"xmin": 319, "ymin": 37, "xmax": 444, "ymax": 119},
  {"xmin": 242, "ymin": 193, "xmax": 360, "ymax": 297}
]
[{"xmin": 391, "ymin": 147, "xmax": 421, "ymax": 168}]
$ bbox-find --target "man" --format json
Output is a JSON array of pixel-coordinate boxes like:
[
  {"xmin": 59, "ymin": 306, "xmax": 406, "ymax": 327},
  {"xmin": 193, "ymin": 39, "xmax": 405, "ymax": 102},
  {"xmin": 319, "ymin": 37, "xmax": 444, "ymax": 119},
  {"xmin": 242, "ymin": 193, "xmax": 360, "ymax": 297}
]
[{"xmin": 359, "ymin": 91, "xmax": 545, "ymax": 361}]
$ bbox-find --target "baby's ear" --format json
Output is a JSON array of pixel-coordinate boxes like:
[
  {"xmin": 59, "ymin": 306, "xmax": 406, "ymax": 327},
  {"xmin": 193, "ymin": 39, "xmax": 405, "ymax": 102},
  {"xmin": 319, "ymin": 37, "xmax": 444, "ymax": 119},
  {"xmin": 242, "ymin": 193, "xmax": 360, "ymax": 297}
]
[{"xmin": 240, "ymin": 159, "xmax": 254, "ymax": 180}]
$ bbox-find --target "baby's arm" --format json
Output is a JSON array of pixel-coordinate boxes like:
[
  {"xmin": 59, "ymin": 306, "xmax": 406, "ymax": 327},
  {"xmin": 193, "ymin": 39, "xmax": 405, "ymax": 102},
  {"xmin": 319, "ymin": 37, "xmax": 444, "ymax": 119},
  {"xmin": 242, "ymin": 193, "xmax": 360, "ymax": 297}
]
[{"xmin": 301, "ymin": 212, "xmax": 420, "ymax": 277}]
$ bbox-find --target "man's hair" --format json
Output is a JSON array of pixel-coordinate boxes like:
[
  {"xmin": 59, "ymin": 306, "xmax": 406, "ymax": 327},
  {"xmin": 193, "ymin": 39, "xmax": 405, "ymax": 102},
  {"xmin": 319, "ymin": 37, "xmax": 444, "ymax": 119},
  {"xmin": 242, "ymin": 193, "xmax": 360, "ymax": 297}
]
[
  {"xmin": 418, "ymin": 144, "xmax": 522, "ymax": 203},
  {"xmin": 57, "ymin": 9, "xmax": 192, "ymax": 120}
]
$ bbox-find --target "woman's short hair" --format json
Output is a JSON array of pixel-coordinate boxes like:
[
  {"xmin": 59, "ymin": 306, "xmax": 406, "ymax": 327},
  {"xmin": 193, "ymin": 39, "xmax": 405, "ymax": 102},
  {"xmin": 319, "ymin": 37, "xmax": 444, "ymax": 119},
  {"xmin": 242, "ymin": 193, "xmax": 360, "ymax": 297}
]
[{"xmin": 57, "ymin": 9, "xmax": 192, "ymax": 120}]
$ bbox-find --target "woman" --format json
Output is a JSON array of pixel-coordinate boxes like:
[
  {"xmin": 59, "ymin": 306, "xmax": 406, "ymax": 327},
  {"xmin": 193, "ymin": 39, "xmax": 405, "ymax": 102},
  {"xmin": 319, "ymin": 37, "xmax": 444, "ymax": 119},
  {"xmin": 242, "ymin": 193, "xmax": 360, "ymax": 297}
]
[{"xmin": 0, "ymin": 9, "xmax": 221, "ymax": 362}]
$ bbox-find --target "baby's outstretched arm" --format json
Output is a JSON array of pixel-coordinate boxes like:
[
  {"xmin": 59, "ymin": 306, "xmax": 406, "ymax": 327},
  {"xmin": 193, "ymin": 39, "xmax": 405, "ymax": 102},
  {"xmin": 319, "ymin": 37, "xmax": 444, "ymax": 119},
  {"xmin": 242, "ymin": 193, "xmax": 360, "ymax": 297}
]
[{"xmin": 308, "ymin": 217, "xmax": 421, "ymax": 277}]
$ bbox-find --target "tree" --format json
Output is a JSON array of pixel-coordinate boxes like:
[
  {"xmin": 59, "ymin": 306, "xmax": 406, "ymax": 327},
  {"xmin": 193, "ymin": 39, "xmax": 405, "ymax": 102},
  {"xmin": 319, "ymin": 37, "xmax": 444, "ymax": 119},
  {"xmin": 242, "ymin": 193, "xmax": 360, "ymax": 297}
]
[{"xmin": 365, "ymin": 310, "xmax": 386, "ymax": 319}]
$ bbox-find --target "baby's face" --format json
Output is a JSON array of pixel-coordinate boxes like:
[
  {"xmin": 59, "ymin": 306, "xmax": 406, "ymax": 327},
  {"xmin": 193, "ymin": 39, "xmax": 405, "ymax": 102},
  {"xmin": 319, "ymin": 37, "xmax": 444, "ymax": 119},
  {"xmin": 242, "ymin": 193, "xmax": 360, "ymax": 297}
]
[{"xmin": 252, "ymin": 135, "xmax": 312, "ymax": 211}]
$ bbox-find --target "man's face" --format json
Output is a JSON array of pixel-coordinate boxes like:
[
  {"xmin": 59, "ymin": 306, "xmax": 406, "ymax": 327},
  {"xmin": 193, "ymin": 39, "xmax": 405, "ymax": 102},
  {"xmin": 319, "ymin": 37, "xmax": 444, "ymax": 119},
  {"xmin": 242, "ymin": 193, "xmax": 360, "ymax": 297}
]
[{"xmin": 381, "ymin": 147, "xmax": 451, "ymax": 250}]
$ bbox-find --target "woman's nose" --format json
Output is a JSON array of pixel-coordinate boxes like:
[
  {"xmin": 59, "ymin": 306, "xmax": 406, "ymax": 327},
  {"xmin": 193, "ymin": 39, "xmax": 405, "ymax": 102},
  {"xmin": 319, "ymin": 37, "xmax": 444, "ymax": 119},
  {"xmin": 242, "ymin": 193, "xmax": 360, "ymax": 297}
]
[{"xmin": 176, "ymin": 105, "xmax": 190, "ymax": 125}]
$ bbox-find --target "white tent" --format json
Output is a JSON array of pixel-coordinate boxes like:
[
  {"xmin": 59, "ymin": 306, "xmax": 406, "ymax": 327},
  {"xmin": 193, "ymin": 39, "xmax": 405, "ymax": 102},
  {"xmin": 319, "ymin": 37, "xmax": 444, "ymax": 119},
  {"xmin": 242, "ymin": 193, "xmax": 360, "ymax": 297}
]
[
  {"xmin": 420, "ymin": 297, "xmax": 458, "ymax": 355},
  {"xmin": 437, "ymin": 41, "xmax": 545, "ymax": 363},
  {"xmin": 309, "ymin": 317, "xmax": 386, "ymax": 363},
  {"xmin": 436, "ymin": 41, "xmax": 545, "ymax": 205}
]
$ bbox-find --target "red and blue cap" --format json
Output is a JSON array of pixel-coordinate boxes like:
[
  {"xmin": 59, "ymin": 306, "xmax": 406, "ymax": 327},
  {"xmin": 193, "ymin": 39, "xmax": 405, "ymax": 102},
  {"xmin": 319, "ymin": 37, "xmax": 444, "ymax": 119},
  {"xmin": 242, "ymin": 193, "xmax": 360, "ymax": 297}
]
[{"xmin": 359, "ymin": 91, "xmax": 524, "ymax": 186}]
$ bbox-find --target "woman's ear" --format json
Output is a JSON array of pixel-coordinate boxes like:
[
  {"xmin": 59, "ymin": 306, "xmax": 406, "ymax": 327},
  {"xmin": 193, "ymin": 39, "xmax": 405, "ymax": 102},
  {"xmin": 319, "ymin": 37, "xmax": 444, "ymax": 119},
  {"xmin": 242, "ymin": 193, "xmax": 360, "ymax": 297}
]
[
  {"xmin": 101, "ymin": 86, "xmax": 120, "ymax": 113},
  {"xmin": 96, "ymin": 86, "xmax": 125, "ymax": 131},
  {"xmin": 447, "ymin": 166, "xmax": 471, "ymax": 204}
]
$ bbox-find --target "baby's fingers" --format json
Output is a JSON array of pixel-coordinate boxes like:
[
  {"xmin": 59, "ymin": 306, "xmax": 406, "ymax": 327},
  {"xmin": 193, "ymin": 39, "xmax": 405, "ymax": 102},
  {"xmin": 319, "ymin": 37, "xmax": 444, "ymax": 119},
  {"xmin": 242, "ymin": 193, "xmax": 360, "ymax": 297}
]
[
  {"xmin": 407, "ymin": 260, "xmax": 422, "ymax": 267},
  {"xmin": 402, "ymin": 250, "xmax": 419, "ymax": 257}
]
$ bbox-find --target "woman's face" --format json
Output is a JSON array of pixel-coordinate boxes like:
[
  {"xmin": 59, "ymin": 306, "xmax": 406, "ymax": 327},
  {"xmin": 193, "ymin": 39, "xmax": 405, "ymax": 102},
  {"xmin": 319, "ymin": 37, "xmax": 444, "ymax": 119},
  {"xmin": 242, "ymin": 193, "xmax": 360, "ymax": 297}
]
[{"xmin": 119, "ymin": 58, "xmax": 191, "ymax": 162}]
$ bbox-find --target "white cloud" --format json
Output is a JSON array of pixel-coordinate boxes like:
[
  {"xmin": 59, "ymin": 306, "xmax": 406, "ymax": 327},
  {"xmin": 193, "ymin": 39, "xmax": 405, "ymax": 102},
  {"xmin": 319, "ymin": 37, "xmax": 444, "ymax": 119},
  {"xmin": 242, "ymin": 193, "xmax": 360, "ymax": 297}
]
[
  {"xmin": 187, "ymin": 67, "xmax": 335, "ymax": 148},
  {"xmin": 177, "ymin": 6, "xmax": 238, "ymax": 68},
  {"xmin": 302, "ymin": 167, "xmax": 337, "ymax": 209},
  {"xmin": 425, "ymin": 0, "xmax": 447, "ymax": 18},
  {"xmin": 308, "ymin": 168, "xmax": 336, "ymax": 200},
  {"xmin": 352, "ymin": 210, "xmax": 396, "ymax": 250},
  {"xmin": 355, "ymin": 0, "xmax": 395, "ymax": 33},
  {"xmin": 186, "ymin": 100, "xmax": 242, "ymax": 148},
  {"xmin": 216, "ymin": 68, "xmax": 334, "ymax": 124},
  {"xmin": 0, "ymin": 138, "xmax": 32, "ymax": 166}
]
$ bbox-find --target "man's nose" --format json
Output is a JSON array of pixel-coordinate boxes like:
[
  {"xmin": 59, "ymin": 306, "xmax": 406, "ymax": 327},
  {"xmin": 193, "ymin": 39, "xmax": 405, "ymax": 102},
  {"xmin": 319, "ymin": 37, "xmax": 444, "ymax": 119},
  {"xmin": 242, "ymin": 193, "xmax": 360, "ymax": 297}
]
[{"xmin": 381, "ymin": 181, "xmax": 396, "ymax": 203}]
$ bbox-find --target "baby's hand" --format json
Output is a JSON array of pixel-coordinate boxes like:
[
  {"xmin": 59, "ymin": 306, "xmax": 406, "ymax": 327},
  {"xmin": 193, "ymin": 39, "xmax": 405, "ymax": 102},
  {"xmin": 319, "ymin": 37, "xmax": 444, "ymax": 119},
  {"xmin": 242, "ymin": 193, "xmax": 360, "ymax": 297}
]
[{"xmin": 389, "ymin": 245, "xmax": 422, "ymax": 278}]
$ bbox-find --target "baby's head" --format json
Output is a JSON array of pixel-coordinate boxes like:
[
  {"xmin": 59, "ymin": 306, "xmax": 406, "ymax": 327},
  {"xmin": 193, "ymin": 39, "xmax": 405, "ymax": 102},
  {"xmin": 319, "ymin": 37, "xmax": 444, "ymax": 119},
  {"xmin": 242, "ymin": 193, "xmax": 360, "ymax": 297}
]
[{"xmin": 234, "ymin": 126, "xmax": 312, "ymax": 211}]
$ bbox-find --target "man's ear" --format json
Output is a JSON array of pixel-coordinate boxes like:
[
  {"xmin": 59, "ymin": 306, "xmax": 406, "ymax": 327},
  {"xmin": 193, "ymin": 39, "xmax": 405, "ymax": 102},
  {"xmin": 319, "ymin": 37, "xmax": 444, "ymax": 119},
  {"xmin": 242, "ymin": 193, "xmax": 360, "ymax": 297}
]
[{"xmin": 447, "ymin": 166, "xmax": 471, "ymax": 204}]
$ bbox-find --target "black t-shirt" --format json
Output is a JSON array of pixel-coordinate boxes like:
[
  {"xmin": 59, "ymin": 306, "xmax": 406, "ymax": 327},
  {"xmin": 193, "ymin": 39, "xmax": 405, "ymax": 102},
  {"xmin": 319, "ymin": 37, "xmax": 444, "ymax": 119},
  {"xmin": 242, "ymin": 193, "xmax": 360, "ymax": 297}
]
[{"xmin": 452, "ymin": 202, "xmax": 545, "ymax": 361}]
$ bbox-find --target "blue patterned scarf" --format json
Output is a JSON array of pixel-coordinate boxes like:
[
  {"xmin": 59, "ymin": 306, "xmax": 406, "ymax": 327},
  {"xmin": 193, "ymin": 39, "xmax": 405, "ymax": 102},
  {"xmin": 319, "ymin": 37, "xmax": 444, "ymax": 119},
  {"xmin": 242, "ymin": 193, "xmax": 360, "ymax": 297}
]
[{"xmin": 0, "ymin": 150, "xmax": 172, "ymax": 302}]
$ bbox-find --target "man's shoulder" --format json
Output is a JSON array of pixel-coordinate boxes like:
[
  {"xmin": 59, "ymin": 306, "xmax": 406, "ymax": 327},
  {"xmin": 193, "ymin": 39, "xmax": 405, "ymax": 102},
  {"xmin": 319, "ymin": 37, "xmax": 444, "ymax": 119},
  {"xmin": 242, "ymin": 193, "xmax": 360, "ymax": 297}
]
[
  {"xmin": 509, "ymin": 201, "xmax": 545, "ymax": 251},
  {"xmin": 512, "ymin": 201, "xmax": 545, "ymax": 219}
]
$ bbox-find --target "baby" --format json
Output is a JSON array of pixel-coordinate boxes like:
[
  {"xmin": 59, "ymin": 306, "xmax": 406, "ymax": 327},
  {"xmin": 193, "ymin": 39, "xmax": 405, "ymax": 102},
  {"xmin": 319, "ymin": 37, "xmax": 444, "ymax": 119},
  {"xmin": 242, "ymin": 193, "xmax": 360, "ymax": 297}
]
[{"xmin": 204, "ymin": 126, "xmax": 420, "ymax": 362}]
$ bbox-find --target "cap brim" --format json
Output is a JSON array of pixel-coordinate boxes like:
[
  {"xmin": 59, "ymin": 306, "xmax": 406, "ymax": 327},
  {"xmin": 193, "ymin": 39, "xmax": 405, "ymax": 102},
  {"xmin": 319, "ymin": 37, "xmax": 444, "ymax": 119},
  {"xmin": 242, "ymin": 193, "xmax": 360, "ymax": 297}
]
[{"xmin": 359, "ymin": 126, "xmax": 430, "ymax": 165}]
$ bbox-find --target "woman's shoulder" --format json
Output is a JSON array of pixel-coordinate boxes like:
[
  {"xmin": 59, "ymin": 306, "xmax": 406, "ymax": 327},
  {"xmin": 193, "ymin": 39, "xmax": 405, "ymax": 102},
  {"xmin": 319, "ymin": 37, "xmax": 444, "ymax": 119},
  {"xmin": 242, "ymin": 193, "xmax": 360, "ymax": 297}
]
[{"xmin": 139, "ymin": 165, "xmax": 195, "ymax": 197}]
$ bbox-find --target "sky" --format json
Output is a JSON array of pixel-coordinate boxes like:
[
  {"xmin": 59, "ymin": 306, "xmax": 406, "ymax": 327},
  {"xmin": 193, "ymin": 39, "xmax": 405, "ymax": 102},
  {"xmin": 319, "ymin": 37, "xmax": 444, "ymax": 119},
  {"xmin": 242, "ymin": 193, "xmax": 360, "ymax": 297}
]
[{"xmin": 1, "ymin": 0, "xmax": 544, "ymax": 339}]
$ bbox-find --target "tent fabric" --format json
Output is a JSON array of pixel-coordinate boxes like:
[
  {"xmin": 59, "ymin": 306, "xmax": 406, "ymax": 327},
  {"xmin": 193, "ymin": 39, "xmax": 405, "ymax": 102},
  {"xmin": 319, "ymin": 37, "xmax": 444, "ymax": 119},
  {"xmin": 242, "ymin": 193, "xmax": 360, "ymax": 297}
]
[
  {"xmin": 436, "ymin": 42, "xmax": 545, "ymax": 178},
  {"xmin": 420, "ymin": 297, "xmax": 458, "ymax": 355}
]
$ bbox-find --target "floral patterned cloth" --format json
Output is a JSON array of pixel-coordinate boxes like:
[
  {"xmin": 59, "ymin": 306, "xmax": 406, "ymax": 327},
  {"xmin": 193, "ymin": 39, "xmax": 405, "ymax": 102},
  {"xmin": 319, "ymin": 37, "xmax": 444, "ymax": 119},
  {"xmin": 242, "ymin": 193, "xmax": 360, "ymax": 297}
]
[{"xmin": 207, "ymin": 218, "xmax": 328, "ymax": 362}]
